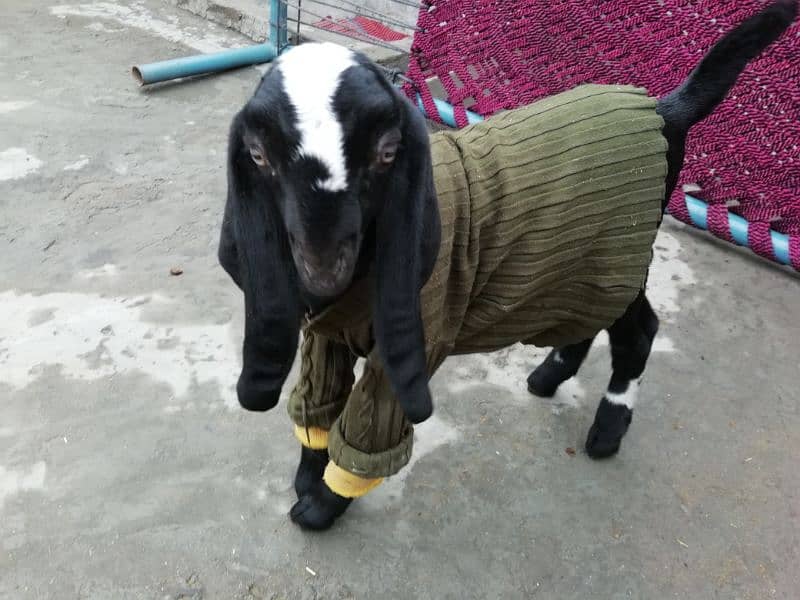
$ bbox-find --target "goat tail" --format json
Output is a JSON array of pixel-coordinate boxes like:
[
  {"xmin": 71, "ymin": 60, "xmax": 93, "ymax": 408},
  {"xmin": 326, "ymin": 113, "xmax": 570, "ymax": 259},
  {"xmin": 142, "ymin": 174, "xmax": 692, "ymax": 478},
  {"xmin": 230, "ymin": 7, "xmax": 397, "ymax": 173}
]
[{"xmin": 657, "ymin": 0, "xmax": 797, "ymax": 133}]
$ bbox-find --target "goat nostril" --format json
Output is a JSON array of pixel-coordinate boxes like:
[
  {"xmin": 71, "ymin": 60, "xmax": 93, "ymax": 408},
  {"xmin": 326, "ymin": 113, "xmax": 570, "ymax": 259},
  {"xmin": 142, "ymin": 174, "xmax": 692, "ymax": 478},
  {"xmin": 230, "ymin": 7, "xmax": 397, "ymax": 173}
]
[
  {"xmin": 302, "ymin": 251, "xmax": 326, "ymax": 272},
  {"xmin": 298, "ymin": 257, "xmax": 312, "ymax": 278}
]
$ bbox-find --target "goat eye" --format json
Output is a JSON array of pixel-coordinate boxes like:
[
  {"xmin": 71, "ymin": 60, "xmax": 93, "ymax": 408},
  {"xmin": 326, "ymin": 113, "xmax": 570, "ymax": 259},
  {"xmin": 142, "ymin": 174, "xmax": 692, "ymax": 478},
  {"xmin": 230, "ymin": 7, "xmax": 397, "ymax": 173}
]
[
  {"xmin": 249, "ymin": 147, "xmax": 268, "ymax": 167},
  {"xmin": 381, "ymin": 149, "xmax": 396, "ymax": 165},
  {"xmin": 374, "ymin": 128, "xmax": 401, "ymax": 169}
]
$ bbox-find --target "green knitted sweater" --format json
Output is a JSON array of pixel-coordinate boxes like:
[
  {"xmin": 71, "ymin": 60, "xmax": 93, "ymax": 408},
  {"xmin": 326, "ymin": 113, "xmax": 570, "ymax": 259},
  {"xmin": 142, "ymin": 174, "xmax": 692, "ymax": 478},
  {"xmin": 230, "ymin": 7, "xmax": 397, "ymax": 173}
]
[{"xmin": 306, "ymin": 84, "xmax": 667, "ymax": 366}]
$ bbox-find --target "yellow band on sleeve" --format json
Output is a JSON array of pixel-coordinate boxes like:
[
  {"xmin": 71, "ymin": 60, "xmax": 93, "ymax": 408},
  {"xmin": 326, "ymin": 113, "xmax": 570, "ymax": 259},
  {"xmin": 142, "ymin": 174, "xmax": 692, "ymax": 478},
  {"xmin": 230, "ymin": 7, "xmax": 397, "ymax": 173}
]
[
  {"xmin": 293, "ymin": 425, "xmax": 329, "ymax": 450},
  {"xmin": 323, "ymin": 461, "xmax": 384, "ymax": 498}
]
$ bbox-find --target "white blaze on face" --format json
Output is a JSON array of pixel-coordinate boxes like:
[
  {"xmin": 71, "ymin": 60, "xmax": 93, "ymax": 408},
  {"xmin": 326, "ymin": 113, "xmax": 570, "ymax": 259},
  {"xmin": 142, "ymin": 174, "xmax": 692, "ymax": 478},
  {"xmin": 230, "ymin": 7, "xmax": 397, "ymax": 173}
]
[{"xmin": 278, "ymin": 43, "xmax": 356, "ymax": 192}]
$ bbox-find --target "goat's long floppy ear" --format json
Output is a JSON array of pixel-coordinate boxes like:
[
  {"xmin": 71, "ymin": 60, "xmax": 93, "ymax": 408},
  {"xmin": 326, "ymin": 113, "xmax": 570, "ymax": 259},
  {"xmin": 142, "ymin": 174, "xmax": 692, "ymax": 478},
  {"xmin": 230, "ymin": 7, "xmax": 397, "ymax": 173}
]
[
  {"xmin": 225, "ymin": 112, "xmax": 301, "ymax": 412},
  {"xmin": 373, "ymin": 97, "xmax": 441, "ymax": 424},
  {"xmin": 218, "ymin": 188, "xmax": 242, "ymax": 290}
]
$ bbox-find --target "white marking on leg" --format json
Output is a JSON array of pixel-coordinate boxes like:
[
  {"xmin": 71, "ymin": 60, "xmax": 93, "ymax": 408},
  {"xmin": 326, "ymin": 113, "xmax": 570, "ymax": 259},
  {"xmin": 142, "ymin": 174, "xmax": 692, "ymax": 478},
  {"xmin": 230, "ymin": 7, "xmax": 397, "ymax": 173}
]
[
  {"xmin": 278, "ymin": 43, "xmax": 356, "ymax": 192},
  {"xmin": 605, "ymin": 379, "xmax": 640, "ymax": 409},
  {"xmin": 553, "ymin": 350, "xmax": 564, "ymax": 364}
]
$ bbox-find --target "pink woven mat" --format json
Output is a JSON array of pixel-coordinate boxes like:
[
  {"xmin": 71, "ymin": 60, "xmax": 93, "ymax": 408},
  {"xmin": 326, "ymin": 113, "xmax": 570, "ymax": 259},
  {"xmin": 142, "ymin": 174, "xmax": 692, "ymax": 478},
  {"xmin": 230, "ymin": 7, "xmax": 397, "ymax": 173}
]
[{"xmin": 404, "ymin": 0, "xmax": 800, "ymax": 269}]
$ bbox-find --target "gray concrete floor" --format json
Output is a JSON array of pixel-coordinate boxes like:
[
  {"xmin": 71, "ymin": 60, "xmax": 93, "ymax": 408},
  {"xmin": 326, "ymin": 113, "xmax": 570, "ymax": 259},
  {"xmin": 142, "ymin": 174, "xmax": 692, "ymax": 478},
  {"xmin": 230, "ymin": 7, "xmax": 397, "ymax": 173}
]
[{"xmin": 2, "ymin": 1, "xmax": 799, "ymax": 598}]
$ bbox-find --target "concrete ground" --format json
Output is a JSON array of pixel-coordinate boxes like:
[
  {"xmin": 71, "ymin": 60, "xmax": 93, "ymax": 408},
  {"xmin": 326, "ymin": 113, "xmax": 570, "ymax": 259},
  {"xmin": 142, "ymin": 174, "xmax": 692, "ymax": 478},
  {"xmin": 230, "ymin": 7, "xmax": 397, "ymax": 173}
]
[{"xmin": 1, "ymin": 1, "xmax": 799, "ymax": 598}]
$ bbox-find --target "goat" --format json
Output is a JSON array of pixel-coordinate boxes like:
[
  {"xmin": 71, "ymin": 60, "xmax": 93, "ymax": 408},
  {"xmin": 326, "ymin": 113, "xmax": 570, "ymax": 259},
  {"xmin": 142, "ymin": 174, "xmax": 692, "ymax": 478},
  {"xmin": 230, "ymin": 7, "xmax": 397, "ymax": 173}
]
[{"xmin": 218, "ymin": 1, "xmax": 797, "ymax": 530}]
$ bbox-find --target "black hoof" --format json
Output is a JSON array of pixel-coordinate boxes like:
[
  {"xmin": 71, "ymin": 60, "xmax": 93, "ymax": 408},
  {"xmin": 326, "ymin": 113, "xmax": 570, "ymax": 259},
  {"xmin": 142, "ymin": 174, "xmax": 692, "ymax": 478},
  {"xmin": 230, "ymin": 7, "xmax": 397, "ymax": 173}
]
[
  {"xmin": 585, "ymin": 423, "xmax": 623, "ymax": 458},
  {"xmin": 236, "ymin": 371, "xmax": 281, "ymax": 412},
  {"xmin": 290, "ymin": 483, "xmax": 352, "ymax": 531},
  {"xmin": 585, "ymin": 399, "xmax": 632, "ymax": 459},
  {"xmin": 527, "ymin": 367, "xmax": 559, "ymax": 397},
  {"xmin": 294, "ymin": 446, "xmax": 329, "ymax": 499},
  {"xmin": 527, "ymin": 352, "xmax": 569, "ymax": 397}
]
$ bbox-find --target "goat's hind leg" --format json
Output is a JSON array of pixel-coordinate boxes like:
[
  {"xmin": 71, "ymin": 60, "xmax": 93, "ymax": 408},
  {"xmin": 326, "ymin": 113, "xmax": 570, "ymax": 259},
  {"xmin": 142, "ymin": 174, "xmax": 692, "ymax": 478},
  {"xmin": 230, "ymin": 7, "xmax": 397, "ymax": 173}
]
[
  {"xmin": 585, "ymin": 290, "xmax": 658, "ymax": 458},
  {"xmin": 527, "ymin": 338, "xmax": 594, "ymax": 398}
]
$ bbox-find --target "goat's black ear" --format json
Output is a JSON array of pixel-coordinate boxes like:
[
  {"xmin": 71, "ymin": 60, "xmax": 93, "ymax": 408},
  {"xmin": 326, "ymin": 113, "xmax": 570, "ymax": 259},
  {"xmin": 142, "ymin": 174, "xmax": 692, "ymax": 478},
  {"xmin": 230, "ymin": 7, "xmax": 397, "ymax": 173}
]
[
  {"xmin": 372, "ymin": 97, "xmax": 441, "ymax": 424},
  {"xmin": 224, "ymin": 111, "xmax": 301, "ymax": 412},
  {"xmin": 218, "ymin": 189, "xmax": 242, "ymax": 290}
]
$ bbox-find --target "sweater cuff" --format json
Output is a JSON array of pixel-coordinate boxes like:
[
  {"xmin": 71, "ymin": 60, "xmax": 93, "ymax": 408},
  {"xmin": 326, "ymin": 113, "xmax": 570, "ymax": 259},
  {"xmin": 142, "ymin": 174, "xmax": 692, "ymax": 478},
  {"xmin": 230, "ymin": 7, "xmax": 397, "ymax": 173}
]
[
  {"xmin": 323, "ymin": 461, "xmax": 383, "ymax": 498},
  {"xmin": 293, "ymin": 425, "xmax": 329, "ymax": 450}
]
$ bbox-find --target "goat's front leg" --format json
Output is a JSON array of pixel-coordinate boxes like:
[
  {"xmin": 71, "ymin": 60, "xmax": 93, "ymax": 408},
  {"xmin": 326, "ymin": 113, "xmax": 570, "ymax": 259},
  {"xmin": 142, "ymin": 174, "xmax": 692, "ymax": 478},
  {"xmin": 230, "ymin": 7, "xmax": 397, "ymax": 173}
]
[
  {"xmin": 290, "ymin": 353, "xmax": 413, "ymax": 531},
  {"xmin": 287, "ymin": 330, "xmax": 356, "ymax": 499}
]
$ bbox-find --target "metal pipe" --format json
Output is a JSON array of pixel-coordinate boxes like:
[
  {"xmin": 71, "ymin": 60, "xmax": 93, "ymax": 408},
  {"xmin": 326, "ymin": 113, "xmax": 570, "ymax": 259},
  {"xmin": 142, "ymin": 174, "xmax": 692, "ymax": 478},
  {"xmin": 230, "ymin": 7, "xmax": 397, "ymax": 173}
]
[
  {"xmin": 271, "ymin": 0, "xmax": 289, "ymax": 51},
  {"xmin": 132, "ymin": 43, "xmax": 278, "ymax": 86},
  {"xmin": 295, "ymin": 0, "xmax": 302, "ymax": 43}
]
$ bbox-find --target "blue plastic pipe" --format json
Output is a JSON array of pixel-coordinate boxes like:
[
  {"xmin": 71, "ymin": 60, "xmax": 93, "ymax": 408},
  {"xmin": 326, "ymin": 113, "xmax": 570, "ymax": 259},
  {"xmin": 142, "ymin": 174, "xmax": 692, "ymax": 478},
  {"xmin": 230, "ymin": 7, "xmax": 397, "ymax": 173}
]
[
  {"xmin": 413, "ymin": 93, "xmax": 484, "ymax": 127},
  {"xmin": 132, "ymin": 43, "xmax": 278, "ymax": 86},
  {"xmin": 132, "ymin": 0, "xmax": 288, "ymax": 86},
  {"xmin": 684, "ymin": 194, "xmax": 791, "ymax": 266}
]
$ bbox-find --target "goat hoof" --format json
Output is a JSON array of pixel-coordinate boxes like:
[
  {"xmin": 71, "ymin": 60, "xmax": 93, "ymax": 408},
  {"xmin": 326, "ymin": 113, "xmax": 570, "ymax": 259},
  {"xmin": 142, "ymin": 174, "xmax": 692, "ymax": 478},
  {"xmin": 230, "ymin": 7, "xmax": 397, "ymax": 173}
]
[
  {"xmin": 585, "ymin": 423, "xmax": 623, "ymax": 458},
  {"xmin": 236, "ymin": 375, "xmax": 280, "ymax": 412},
  {"xmin": 585, "ymin": 402, "xmax": 632, "ymax": 459},
  {"xmin": 527, "ymin": 368, "xmax": 559, "ymax": 397},
  {"xmin": 527, "ymin": 357, "xmax": 567, "ymax": 397},
  {"xmin": 294, "ymin": 446, "xmax": 329, "ymax": 499},
  {"xmin": 290, "ymin": 483, "xmax": 352, "ymax": 531},
  {"xmin": 528, "ymin": 349, "xmax": 579, "ymax": 397}
]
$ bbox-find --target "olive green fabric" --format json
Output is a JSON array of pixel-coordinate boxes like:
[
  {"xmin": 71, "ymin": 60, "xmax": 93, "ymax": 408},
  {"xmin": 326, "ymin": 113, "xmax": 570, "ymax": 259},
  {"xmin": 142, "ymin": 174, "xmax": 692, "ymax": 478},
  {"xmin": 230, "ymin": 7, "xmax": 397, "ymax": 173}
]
[
  {"xmin": 287, "ymin": 329, "xmax": 415, "ymax": 478},
  {"xmin": 288, "ymin": 84, "xmax": 667, "ymax": 479}
]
